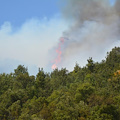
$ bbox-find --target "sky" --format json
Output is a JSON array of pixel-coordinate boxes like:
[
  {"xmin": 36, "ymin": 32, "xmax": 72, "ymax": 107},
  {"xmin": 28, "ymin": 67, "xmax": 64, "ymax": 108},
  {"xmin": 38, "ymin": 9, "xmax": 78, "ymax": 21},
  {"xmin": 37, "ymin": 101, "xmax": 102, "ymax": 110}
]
[
  {"xmin": 0, "ymin": 0, "xmax": 60, "ymax": 26},
  {"xmin": 0, "ymin": 0, "xmax": 69, "ymax": 75},
  {"xmin": 0, "ymin": 0, "xmax": 118, "ymax": 75},
  {"xmin": 110, "ymin": 0, "xmax": 116, "ymax": 6}
]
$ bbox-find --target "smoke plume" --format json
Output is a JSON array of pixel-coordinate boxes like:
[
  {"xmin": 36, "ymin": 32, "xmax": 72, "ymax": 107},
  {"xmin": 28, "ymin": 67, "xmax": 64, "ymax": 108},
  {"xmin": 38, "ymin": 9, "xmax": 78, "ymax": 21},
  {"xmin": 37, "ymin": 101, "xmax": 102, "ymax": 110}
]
[{"xmin": 56, "ymin": 0, "xmax": 120, "ymax": 69}]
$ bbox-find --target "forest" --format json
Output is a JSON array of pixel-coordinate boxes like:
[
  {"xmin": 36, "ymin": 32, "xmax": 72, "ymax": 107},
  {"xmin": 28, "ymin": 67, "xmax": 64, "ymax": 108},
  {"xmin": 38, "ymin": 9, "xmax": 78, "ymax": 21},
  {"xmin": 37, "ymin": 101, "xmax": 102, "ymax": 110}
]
[{"xmin": 0, "ymin": 47, "xmax": 120, "ymax": 120}]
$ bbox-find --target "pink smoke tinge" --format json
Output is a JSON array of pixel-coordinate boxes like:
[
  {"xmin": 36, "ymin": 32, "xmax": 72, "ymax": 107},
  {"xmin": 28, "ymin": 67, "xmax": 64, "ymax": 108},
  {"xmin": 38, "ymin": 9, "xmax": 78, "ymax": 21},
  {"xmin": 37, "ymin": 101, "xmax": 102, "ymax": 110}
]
[{"xmin": 52, "ymin": 37, "xmax": 65, "ymax": 69}]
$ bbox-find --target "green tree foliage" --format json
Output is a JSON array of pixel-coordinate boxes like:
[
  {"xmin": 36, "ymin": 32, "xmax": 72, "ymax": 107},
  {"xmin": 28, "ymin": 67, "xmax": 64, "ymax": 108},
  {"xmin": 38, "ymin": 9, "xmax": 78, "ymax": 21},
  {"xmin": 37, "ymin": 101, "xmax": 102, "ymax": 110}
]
[
  {"xmin": 0, "ymin": 47, "xmax": 120, "ymax": 119},
  {"xmin": 14, "ymin": 65, "xmax": 28, "ymax": 76},
  {"xmin": 8, "ymin": 100, "xmax": 21, "ymax": 120},
  {"xmin": 75, "ymin": 83, "xmax": 95, "ymax": 103},
  {"xmin": 87, "ymin": 57, "xmax": 95, "ymax": 73}
]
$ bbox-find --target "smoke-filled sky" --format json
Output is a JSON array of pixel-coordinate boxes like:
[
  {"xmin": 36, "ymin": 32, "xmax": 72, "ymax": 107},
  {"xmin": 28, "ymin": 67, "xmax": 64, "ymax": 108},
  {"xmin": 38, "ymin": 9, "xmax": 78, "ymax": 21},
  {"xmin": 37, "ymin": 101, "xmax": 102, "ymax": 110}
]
[
  {"xmin": 0, "ymin": 0, "xmax": 119, "ymax": 74},
  {"xmin": 58, "ymin": 0, "xmax": 120, "ymax": 70}
]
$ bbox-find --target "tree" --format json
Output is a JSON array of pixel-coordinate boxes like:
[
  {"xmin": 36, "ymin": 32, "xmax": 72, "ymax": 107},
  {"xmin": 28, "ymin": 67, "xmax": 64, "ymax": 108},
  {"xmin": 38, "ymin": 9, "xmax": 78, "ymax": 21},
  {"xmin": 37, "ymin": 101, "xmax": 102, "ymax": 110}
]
[
  {"xmin": 8, "ymin": 100, "xmax": 21, "ymax": 120},
  {"xmin": 86, "ymin": 57, "xmax": 95, "ymax": 73},
  {"xmin": 14, "ymin": 65, "xmax": 28, "ymax": 76},
  {"xmin": 35, "ymin": 68, "xmax": 46, "ymax": 89},
  {"xmin": 75, "ymin": 83, "xmax": 95, "ymax": 103}
]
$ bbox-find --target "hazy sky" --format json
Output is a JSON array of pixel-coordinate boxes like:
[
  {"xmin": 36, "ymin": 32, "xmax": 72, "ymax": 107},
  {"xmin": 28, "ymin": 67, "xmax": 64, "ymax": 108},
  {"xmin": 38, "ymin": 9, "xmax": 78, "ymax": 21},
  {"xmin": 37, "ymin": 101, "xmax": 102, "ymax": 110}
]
[
  {"xmin": 0, "ymin": 0, "xmax": 69, "ymax": 75},
  {"xmin": 0, "ymin": 0, "xmax": 118, "ymax": 75}
]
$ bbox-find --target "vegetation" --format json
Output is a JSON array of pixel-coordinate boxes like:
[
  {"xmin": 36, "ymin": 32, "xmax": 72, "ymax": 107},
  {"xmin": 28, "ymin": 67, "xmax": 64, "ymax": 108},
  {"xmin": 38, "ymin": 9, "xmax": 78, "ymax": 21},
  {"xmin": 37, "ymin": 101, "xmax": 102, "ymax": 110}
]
[{"xmin": 0, "ymin": 47, "xmax": 120, "ymax": 120}]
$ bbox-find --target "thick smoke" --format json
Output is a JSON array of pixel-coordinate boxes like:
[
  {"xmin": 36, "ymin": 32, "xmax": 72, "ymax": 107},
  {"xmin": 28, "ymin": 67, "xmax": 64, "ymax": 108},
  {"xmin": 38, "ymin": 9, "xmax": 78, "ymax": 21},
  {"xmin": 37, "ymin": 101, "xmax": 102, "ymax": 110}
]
[{"xmin": 58, "ymin": 0, "xmax": 120, "ymax": 69}]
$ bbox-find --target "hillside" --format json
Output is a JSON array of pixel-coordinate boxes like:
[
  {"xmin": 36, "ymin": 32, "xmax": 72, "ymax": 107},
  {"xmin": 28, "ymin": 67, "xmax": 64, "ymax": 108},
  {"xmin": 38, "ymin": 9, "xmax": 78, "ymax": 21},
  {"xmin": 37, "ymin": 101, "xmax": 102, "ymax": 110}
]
[{"xmin": 0, "ymin": 47, "xmax": 120, "ymax": 120}]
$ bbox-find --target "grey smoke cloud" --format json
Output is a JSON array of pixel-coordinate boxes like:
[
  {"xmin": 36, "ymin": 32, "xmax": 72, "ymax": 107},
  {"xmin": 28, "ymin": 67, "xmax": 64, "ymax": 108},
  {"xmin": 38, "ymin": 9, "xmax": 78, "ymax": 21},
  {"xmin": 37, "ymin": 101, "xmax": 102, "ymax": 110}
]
[{"xmin": 59, "ymin": 0, "xmax": 120, "ymax": 69}]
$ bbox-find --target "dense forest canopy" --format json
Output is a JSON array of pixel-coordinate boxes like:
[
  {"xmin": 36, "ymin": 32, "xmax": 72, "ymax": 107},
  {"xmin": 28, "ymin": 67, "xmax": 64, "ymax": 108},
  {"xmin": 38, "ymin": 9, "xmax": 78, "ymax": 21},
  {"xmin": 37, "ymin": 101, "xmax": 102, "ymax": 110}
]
[{"xmin": 0, "ymin": 47, "xmax": 120, "ymax": 120}]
